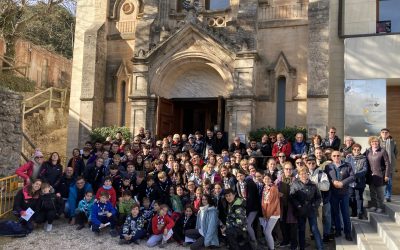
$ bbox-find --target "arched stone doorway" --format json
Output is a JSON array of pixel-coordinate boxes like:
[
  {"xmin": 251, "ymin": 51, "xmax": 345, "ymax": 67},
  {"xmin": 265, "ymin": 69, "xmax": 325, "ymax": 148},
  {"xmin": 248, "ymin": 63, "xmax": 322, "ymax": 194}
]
[{"xmin": 153, "ymin": 62, "xmax": 228, "ymax": 137}]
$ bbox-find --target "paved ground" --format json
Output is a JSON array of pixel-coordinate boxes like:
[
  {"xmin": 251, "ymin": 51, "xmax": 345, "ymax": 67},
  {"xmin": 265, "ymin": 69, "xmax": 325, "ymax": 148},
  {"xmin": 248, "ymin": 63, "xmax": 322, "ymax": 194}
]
[{"xmin": 1, "ymin": 218, "xmax": 336, "ymax": 250}]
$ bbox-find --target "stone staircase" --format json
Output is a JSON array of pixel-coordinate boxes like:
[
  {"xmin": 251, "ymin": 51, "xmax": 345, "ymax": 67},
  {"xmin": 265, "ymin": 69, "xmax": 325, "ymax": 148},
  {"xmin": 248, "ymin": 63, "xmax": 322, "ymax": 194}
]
[{"xmin": 336, "ymin": 195, "xmax": 400, "ymax": 250}]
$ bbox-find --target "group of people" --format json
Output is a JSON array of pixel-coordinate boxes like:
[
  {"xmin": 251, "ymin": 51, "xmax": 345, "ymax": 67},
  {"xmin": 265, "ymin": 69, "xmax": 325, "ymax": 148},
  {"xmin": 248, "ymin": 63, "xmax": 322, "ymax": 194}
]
[{"xmin": 13, "ymin": 126, "xmax": 397, "ymax": 250}]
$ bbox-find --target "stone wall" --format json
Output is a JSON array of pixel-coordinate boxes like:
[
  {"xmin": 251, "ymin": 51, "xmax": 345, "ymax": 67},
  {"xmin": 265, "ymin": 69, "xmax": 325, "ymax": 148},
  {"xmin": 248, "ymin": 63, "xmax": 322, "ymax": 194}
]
[{"xmin": 0, "ymin": 89, "xmax": 23, "ymax": 176}]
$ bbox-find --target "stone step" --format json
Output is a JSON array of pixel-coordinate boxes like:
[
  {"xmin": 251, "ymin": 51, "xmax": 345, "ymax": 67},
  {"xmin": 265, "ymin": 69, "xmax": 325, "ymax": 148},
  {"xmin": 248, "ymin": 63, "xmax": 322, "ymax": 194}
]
[
  {"xmin": 352, "ymin": 220, "xmax": 389, "ymax": 250},
  {"xmin": 384, "ymin": 202, "xmax": 400, "ymax": 225},
  {"xmin": 368, "ymin": 211, "xmax": 400, "ymax": 250}
]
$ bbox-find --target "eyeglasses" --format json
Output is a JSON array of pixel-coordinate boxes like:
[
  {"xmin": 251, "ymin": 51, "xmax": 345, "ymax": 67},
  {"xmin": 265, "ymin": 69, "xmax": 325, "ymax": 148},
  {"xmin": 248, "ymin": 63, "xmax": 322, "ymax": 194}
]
[
  {"xmin": 332, "ymin": 155, "xmax": 340, "ymax": 157},
  {"xmin": 330, "ymin": 131, "xmax": 336, "ymax": 134}
]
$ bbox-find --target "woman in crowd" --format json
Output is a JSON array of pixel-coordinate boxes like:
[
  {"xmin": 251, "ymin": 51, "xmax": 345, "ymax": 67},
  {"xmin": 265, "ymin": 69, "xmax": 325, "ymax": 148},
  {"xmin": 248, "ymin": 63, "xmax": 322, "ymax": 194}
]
[
  {"xmin": 364, "ymin": 136, "xmax": 390, "ymax": 213},
  {"xmin": 38, "ymin": 152, "xmax": 63, "ymax": 188},
  {"xmin": 13, "ymin": 179, "xmax": 42, "ymax": 232},
  {"xmin": 16, "ymin": 150, "xmax": 45, "ymax": 185}
]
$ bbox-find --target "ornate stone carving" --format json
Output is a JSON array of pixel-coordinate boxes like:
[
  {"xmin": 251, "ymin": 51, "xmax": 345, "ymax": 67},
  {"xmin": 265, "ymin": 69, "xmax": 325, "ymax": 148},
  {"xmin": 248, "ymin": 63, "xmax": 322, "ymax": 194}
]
[{"xmin": 122, "ymin": 2, "xmax": 135, "ymax": 14}]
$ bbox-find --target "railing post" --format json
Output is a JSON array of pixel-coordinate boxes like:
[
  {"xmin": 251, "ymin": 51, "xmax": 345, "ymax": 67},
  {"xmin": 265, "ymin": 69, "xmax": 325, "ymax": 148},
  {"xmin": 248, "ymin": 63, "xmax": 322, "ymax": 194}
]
[
  {"xmin": 49, "ymin": 87, "xmax": 53, "ymax": 109},
  {"xmin": 21, "ymin": 103, "xmax": 25, "ymax": 130}
]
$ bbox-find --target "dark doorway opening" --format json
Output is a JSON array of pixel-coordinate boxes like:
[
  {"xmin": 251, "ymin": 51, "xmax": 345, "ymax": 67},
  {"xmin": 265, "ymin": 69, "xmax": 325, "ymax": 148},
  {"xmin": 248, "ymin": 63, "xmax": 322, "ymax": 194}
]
[{"xmin": 156, "ymin": 98, "xmax": 224, "ymax": 138}]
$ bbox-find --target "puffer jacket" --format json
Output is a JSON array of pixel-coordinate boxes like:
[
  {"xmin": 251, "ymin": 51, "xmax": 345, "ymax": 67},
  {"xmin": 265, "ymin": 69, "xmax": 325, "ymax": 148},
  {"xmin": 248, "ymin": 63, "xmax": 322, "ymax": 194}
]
[
  {"xmin": 345, "ymin": 154, "xmax": 368, "ymax": 189},
  {"xmin": 226, "ymin": 197, "xmax": 247, "ymax": 232},
  {"xmin": 289, "ymin": 179, "xmax": 321, "ymax": 218},
  {"xmin": 326, "ymin": 161, "xmax": 354, "ymax": 195},
  {"xmin": 308, "ymin": 168, "xmax": 330, "ymax": 204}
]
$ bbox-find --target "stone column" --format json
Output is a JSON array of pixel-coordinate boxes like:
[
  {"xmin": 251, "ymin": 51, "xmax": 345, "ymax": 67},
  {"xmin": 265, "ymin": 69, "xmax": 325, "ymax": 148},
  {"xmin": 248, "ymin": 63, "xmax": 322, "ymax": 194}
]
[
  {"xmin": 226, "ymin": 98, "xmax": 256, "ymax": 144},
  {"xmin": 307, "ymin": 0, "xmax": 330, "ymax": 138}
]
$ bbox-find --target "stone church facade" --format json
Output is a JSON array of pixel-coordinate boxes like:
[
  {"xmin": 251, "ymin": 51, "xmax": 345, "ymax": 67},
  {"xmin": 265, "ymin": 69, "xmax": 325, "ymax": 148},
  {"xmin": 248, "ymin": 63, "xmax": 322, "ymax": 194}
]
[{"xmin": 67, "ymin": 0, "xmax": 344, "ymax": 151}]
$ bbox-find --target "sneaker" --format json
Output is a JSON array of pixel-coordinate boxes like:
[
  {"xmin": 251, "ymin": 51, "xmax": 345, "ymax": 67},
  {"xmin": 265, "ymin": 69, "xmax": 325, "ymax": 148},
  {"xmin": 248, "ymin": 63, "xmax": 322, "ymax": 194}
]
[
  {"xmin": 110, "ymin": 229, "xmax": 119, "ymax": 237},
  {"xmin": 323, "ymin": 236, "xmax": 330, "ymax": 243},
  {"xmin": 358, "ymin": 214, "xmax": 364, "ymax": 220},
  {"xmin": 376, "ymin": 208, "xmax": 383, "ymax": 213},
  {"xmin": 386, "ymin": 198, "xmax": 392, "ymax": 202},
  {"xmin": 159, "ymin": 242, "xmax": 166, "ymax": 248},
  {"xmin": 46, "ymin": 224, "xmax": 53, "ymax": 232},
  {"xmin": 368, "ymin": 207, "xmax": 376, "ymax": 212},
  {"xmin": 76, "ymin": 225, "xmax": 84, "ymax": 230},
  {"xmin": 43, "ymin": 222, "xmax": 48, "ymax": 230}
]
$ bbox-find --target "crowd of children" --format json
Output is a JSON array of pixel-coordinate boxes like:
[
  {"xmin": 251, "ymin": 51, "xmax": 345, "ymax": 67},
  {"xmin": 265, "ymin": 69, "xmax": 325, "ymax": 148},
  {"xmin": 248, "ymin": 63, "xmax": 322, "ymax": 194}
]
[{"xmin": 13, "ymin": 127, "xmax": 397, "ymax": 250}]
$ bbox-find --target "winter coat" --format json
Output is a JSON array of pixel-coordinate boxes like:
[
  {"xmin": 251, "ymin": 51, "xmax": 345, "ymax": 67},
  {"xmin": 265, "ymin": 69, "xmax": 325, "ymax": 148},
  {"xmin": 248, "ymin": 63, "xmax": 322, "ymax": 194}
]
[
  {"xmin": 95, "ymin": 186, "xmax": 117, "ymax": 207},
  {"xmin": 77, "ymin": 198, "xmax": 95, "ymax": 220},
  {"xmin": 261, "ymin": 184, "xmax": 280, "ymax": 219},
  {"xmin": 272, "ymin": 140, "xmax": 292, "ymax": 159},
  {"xmin": 290, "ymin": 141, "xmax": 309, "ymax": 159},
  {"xmin": 290, "ymin": 179, "xmax": 321, "ymax": 218},
  {"xmin": 84, "ymin": 164, "xmax": 105, "ymax": 193},
  {"xmin": 275, "ymin": 175, "xmax": 297, "ymax": 223},
  {"xmin": 151, "ymin": 214, "xmax": 175, "ymax": 235},
  {"xmin": 118, "ymin": 198, "xmax": 136, "ymax": 216},
  {"xmin": 39, "ymin": 192, "xmax": 64, "ymax": 215},
  {"xmin": 13, "ymin": 186, "xmax": 40, "ymax": 216},
  {"xmin": 229, "ymin": 142, "xmax": 246, "ymax": 155},
  {"xmin": 364, "ymin": 147, "xmax": 390, "ymax": 187},
  {"xmin": 236, "ymin": 178, "xmax": 260, "ymax": 214},
  {"xmin": 91, "ymin": 201, "xmax": 116, "ymax": 226},
  {"xmin": 345, "ymin": 154, "xmax": 368, "ymax": 189},
  {"xmin": 15, "ymin": 160, "xmax": 41, "ymax": 185},
  {"xmin": 67, "ymin": 183, "xmax": 92, "ymax": 217},
  {"xmin": 170, "ymin": 195, "xmax": 183, "ymax": 213},
  {"xmin": 326, "ymin": 161, "xmax": 354, "ymax": 195},
  {"xmin": 221, "ymin": 176, "xmax": 236, "ymax": 192},
  {"xmin": 322, "ymin": 136, "xmax": 341, "ymax": 150},
  {"xmin": 38, "ymin": 162, "xmax": 63, "ymax": 188},
  {"xmin": 308, "ymin": 168, "xmax": 330, "ymax": 204},
  {"xmin": 213, "ymin": 136, "xmax": 229, "ymax": 154},
  {"xmin": 174, "ymin": 214, "xmax": 196, "ymax": 235},
  {"xmin": 196, "ymin": 206, "xmax": 219, "ymax": 247},
  {"xmin": 379, "ymin": 136, "xmax": 398, "ymax": 173},
  {"xmin": 55, "ymin": 174, "xmax": 75, "ymax": 199},
  {"xmin": 260, "ymin": 142, "xmax": 272, "ymax": 156},
  {"xmin": 122, "ymin": 214, "xmax": 146, "ymax": 237},
  {"xmin": 225, "ymin": 197, "xmax": 247, "ymax": 232}
]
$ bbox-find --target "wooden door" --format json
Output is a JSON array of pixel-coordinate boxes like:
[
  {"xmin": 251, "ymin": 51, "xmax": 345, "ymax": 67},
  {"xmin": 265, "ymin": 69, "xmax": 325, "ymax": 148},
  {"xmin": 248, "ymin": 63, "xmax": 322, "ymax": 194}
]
[
  {"xmin": 156, "ymin": 97, "xmax": 175, "ymax": 138},
  {"xmin": 387, "ymin": 86, "xmax": 400, "ymax": 194}
]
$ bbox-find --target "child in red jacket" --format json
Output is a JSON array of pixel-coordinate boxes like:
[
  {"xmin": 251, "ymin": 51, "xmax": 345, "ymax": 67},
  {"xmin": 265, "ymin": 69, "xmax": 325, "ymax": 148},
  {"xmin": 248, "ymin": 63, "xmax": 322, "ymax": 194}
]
[
  {"xmin": 96, "ymin": 177, "xmax": 117, "ymax": 207},
  {"xmin": 146, "ymin": 204, "xmax": 175, "ymax": 248}
]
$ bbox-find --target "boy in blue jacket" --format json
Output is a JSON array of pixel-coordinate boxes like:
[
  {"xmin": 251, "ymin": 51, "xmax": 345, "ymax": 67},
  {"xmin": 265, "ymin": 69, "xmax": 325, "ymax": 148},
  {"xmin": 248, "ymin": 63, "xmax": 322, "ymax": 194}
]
[
  {"xmin": 75, "ymin": 190, "xmax": 95, "ymax": 230},
  {"xmin": 91, "ymin": 191, "xmax": 118, "ymax": 237}
]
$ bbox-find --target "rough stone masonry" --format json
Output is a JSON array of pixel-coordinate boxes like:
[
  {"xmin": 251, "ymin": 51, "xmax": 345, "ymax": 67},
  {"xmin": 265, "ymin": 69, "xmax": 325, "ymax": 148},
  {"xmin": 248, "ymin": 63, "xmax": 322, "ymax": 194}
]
[{"xmin": 0, "ymin": 89, "xmax": 23, "ymax": 176}]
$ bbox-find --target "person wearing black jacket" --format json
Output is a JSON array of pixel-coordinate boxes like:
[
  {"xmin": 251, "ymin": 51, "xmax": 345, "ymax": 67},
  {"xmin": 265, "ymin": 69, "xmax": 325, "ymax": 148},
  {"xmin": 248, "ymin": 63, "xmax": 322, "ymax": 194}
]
[
  {"xmin": 326, "ymin": 151, "xmax": 354, "ymax": 241},
  {"xmin": 67, "ymin": 148, "xmax": 85, "ymax": 177},
  {"xmin": 212, "ymin": 131, "xmax": 229, "ymax": 154},
  {"xmin": 137, "ymin": 176, "xmax": 161, "ymax": 204},
  {"xmin": 84, "ymin": 157, "xmax": 105, "ymax": 193},
  {"xmin": 38, "ymin": 152, "xmax": 63, "ymax": 188},
  {"xmin": 290, "ymin": 168, "xmax": 323, "ymax": 250},
  {"xmin": 13, "ymin": 179, "xmax": 42, "ymax": 233},
  {"xmin": 36, "ymin": 182, "xmax": 64, "ymax": 232},
  {"xmin": 55, "ymin": 166, "xmax": 75, "ymax": 216},
  {"xmin": 235, "ymin": 170, "xmax": 260, "ymax": 250},
  {"xmin": 173, "ymin": 205, "xmax": 197, "ymax": 245}
]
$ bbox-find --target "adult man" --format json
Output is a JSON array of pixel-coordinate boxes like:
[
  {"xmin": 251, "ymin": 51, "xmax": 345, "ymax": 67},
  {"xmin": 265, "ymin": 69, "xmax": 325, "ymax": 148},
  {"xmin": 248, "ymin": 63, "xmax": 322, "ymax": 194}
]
[
  {"xmin": 223, "ymin": 188, "xmax": 248, "ymax": 250},
  {"xmin": 326, "ymin": 151, "xmax": 354, "ymax": 241},
  {"xmin": 84, "ymin": 157, "xmax": 105, "ymax": 193},
  {"xmin": 67, "ymin": 176, "xmax": 92, "ymax": 224},
  {"xmin": 246, "ymin": 139, "xmax": 262, "ymax": 157},
  {"xmin": 55, "ymin": 166, "xmax": 75, "ymax": 216},
  {"xmin": 229, "ymin": 136, "xmax": 246, "ymax": 156},
  {"xmin": 379, "ymin": 128, "xmax": 398, "ymax": 202},
  {"xmin": 322, "ymin": 127, "xmax": 341, "ymax": 150},
  {"xmin": 306, "ymin": 155, "xmax": 331, "ymax": 242},
  {"xmin": 290, "ymin": 133, "xmax": 309, "ymax": 160}
]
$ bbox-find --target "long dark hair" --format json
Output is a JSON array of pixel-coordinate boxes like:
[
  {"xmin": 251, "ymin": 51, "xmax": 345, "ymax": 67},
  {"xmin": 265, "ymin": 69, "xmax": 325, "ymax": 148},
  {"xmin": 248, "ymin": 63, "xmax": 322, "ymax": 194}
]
[
  {"xmin": 48, "ymin": 152, "xmax": 61, "ymax": 165},
  {"xmin": 202, "ymin": 194, "xmax": 216, "ymax": 207},
  {"xmin": 25, "ymin": 179, "xmax": 42, "ymax": 197}
]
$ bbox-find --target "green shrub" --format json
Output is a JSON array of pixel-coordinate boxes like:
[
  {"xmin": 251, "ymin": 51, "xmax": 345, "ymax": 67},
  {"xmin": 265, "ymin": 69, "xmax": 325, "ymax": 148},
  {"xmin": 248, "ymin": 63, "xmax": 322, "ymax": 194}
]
[
  {"xmin": 0, "ymin": 72, "xmax": 35, "ymax": 92},
  {"xmin": 90, "ymin": 126, "xmax": 132, "ymax": 143},
  {"xmin": 249, "ymin": 126, "xmax": 307, "ymax": 143}
]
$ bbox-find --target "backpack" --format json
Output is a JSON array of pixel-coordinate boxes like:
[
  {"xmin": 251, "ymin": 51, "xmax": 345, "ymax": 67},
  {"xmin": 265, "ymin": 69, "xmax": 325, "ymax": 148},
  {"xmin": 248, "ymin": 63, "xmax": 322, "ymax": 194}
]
[{"xmin": 0, "ymin": 220, "xmax": 28, "ymax": 237}]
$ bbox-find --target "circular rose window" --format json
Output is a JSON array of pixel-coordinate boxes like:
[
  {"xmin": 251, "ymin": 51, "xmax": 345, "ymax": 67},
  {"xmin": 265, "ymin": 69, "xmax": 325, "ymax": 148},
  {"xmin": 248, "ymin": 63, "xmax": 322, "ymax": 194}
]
[{"xmin": 122, "ymin": 2, "xmax": 135, "ymax": 14}]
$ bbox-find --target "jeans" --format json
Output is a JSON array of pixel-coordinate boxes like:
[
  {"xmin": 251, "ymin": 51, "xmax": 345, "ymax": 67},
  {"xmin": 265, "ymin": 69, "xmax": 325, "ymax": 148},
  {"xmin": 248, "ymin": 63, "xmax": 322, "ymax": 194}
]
[
  {"xmin": 331, "ymin": 193, "xmax": 351, "ymax": 236},
  {"xmin": 349, "ymin": 187, "xmax": 364, "ymax": 215},
  {"xmin": 298, "ymin": 214, "xmax": 323, "ymax": 250},
  {"xmin": 385, "ymin": 176, "xmax": 392, "ymax": 199},
  {"xmin": 280, "ymin": 221, "xmax": 298, "ymax": 249},
  {"xmin": 246, "ymin": 211, "xmax": 258, "ymax": 242},
  {"xmin": 226, "ymin": 227, "xmax": 248, "ymax": 250},
  {"xmin": 120, "ymin": 229, "xmax": 146, "ymax": 242},
  {"xmin": 259, "ymin": 217, "xmax": 279, "ymax": 250},
  {"xmin": 146, "ymin": 229, "xmax": 173, "ymax": 247},
  {"xmin": 370, "ymin": 184, "xmax": 385, "ymax": 209},
  {"xmin": 91, "ymin": 215, "xmax": 116, "ymax": 232},
  {"xmin": 322, "ymin": 202, "xmax": 331, "ymax": 237}
]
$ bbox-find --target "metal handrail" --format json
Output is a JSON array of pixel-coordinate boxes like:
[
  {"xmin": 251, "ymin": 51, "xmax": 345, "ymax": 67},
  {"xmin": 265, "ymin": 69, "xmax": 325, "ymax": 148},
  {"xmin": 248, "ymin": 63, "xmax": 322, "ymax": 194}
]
[{"xmin": 0, "ymin": 175, "xmax": 24, "ymax": 218}]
